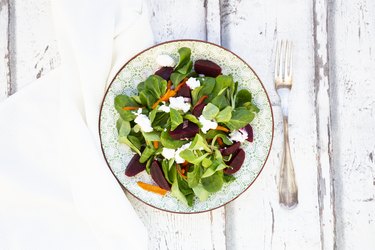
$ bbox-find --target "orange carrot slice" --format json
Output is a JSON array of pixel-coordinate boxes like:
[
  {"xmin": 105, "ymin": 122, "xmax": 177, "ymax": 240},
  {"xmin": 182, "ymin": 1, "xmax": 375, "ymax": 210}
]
[
  {"xmin": 193, "ymin": 95, "xmax": 208, "ymax": 109},
  {"xmin": 122, "ymin": 106, "xmax": 144, "ymax": 111},
  {"xmin": 217, "ymin": 137, "xmax": 224, "ymax": 147},
  {"xmin": 176, "ymin": 165, "xmax": 187, "ymax": 179},
  {"xmin": 151, "ymin": 80, "xmax": 188, "ymax": 109},
  {"xmin": 216, "ymin": 125, "xmax": 229, "ymax": 133},
  {"xmin": 137, "ymin": 181, "xmax": 167, "ymax": 196},
  {"xmin": 153, "ymin": 141, "xmax": 159, "ymax": 149}
]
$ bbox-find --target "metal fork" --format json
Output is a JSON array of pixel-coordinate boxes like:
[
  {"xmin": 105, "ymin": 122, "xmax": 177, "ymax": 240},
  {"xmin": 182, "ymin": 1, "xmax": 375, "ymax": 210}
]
[{"xmin": 274, "ymin": 40, "xmax": 298, "ymax": 208}]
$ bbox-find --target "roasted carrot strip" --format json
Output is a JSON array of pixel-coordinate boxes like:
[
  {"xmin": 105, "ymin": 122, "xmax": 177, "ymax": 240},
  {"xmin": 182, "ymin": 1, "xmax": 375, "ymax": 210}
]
[
  {"xmin": 217, "ymin": 137, "xmax": 224, "ymax": 147},
  {"xmin": 176, "ymin": 165, "xmax": 187, "ymax": 179},
  {"xmin": 137, "ymin": 181, "xmax": 167, "ymax": 196},
  {"xmin": 153, "ymin": 141, "xmax": 159, "ymax": 149},
  {"xmin": 216, "ymin": 125, "xmax": 229, "ymax": 133},
  {"xmin": 151, "ymin": 80, "xmax": 187, "ymax": 109},
  {"xmin": 122, "ymin": 106, "xmax": 144, "ymax": 111},
  {"xmin": 193, "ymin": 95, "xmax": 208, "ymax": 109}
]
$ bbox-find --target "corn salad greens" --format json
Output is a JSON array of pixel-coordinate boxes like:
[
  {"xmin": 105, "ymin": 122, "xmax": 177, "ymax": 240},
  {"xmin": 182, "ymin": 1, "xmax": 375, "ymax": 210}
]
[{"xmin": 115, "ymin": 47, "xmax": 259, "ymax": 206}]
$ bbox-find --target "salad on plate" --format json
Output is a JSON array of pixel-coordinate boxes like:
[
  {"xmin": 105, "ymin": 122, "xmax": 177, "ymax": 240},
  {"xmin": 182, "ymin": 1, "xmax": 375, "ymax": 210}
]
[{"xmin": 114, "ymin": 47, "xmax": 259, "ymax": 206}]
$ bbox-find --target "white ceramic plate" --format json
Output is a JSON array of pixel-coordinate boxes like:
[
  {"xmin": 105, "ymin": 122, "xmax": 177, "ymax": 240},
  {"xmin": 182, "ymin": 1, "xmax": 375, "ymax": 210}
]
[{"xmin": 99, "ymin": 40, "xmax": 274, "ymax": 213}]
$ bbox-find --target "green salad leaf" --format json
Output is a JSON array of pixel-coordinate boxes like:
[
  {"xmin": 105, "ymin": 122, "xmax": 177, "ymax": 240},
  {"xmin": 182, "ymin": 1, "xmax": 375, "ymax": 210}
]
[
  {"xmin": 192, "ymin": 184, "xmax": 210, "ymax": 201},
  {"xmin": 170, "ymin": 108, "xmax": 183, "ymax": 131},
  {"xmin": 139, "ymin": 145, "xmax": 156, "ymax": 163},
  {"xmin": 114, "ymin": 95, "xmax": 138, "ymax": 121},
  {"xmin": 179, "ymin": 149, "xmax": 209, "ymax": 165},
  {"xmin": 187, "ymin": 165, "xmax": 201, "ymax": 188},
  {"xmin": 202, "ymin": 103, "xmax": 220, "ymax": 120},
  {"xmin": 174, "ymin": 47, "xmax": 192, "ymax": 73},
  {"xmin": 215, "ymin": 106, "xmax": 232, "ymax": 123},
  {"xmin": 224, "ymin": 107, "xmax": 255, "ymax": 131},
  {"xmin": 201, "ymin": 171, "xmax": 224, "ymax": 193}
]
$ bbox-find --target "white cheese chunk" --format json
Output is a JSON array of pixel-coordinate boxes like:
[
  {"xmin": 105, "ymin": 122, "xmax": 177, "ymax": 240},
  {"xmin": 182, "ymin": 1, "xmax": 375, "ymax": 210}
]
[
  {"xmin": 133, "ymin": 109, "xmax": 153, "ymax": 132},
  {"xmin": 186, "ymin": 77, "xmax": 200, "ymax": 90},
  {"xmin": 169, "ymin": 96, "xmax": 191, "ymax": 113},
  {"xmin": 198, "ymin": 115, "xmax": 218, "ymax": 134},
  {"xmin": 229, "ymin": 129, "xmax": 248, "ymax": 142},
  {"xmin": 162, "ymin": 148, "xmax": 176, "ymax": 160},
  {"xmin": 156, "ymin": 54, "xmax": 176, "ymax": 67},
  {"xmin": 159, "ymin": 104, "xmax": 170, "ymax": 113}
]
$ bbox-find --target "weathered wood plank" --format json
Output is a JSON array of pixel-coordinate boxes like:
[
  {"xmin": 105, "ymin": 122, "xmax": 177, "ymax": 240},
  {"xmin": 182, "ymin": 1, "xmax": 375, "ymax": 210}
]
[
  {"xmin": 8, "ymin": 0, "xmax": 59, "ymax": 93},
  {"xmin": 330, "ymin": 0, "xmax": 375, "ymax": 249},
  {"xmin": 147, "ymin": 0, "xmax": 206, "ymax": 43},
  {"xmin": 221, "ymin": 0, "xmax": 322, "ymax": 249},
  {"xmin": 0, "ymin": 0, "xmax": 10, "ymax": 101},
  {"xmin": 128, "ymin": 194, "xmax": 219, "ymax": 250},
  {"xmin": 313, "ymin": 0, "xmax": 336, "ymax": 248}
]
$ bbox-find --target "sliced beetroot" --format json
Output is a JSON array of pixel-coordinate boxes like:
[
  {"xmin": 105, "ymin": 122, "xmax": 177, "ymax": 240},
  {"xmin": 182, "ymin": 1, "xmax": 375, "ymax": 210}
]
[
  {"xmin": 194, "ymin": 60, "xmax": 222, "ymax": 77},
  {"xmin": 221, "ymin": 142, "xmax": 241, "ymax": 156},
  {"xmin": 176, "ymin": 83, "xmax": 191, "ymax": 98},
  {"xmin": 192, "ymin": 102, "xmax": 206, "ymax": 117},
  {"xmin": 169, "ymin": 121, "xmax": 199, "ymax": 140},
  {"xmin": 244, "ymin": 124, "xmax": 253, "ymax": 142},
  {"xmin": 150, "ymin": 160, "xmax": 171, "ymax": 190},
  {"xmin": 125, "ymin": 154, "xmax": 146, "ymax": 177},
  {"xmin": 224, "ymin": 149, "xmax": 245, "ymax": 175},
  {"xmin": 155, "ymin": 67, "xmax": 174, "ymax": 80}
]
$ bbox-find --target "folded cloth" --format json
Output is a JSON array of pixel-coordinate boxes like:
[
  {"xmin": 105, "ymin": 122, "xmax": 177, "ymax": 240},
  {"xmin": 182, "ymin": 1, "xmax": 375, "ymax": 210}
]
[{"xmin": 0, "ymin": 0, "xmax": 154, "ymax": 248}]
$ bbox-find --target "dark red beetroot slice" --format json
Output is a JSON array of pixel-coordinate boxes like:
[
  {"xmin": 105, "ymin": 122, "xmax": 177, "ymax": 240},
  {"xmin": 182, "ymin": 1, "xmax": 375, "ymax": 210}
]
[
  {"xmin": 221, "ymin": 142, "xmax": 241, "ymax": 156},
  {"xmin": 244, "ymin": 124, "xmax": 253, "ymax": 142},
  {"xmin": 150, "ymin": 160, "xmax": 171, "ymax": 190},
  {"xmin": 155, "ymin": 67, "xmax": 174, "ymax": 80},
  {"xmin": 176, "ymin": 83, "xmax": 191, "ymax": 98},
  {"xmin": 194, "ymin": 60, "xmax": 222, "ymax": 77},
  {"xmin": 224, "ymin": 149, "xmax": 245, "ymax": 175},
  {"xmin": 169, "ymin": 121, "xmax": 199, "ymax": 140},
  {"xmin": 125, "ymin": 154, "xmax": 146, "ymax": 177},
  {"xmin": 192, "ymin": 102, "xmax": 206, "ymax": 117}
]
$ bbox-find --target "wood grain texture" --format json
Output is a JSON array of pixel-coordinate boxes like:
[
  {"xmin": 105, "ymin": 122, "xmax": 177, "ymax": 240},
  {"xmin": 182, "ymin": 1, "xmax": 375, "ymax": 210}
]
[
  {"xmin": 147, "ymin": 0, "xmax": 206, "ymax": 43},
  {"xmin": 330, "ymin": 0, "xmax": 375, "ymax": 249},
  {"xmin": 313, "ymin": 0, "xmax": 336, "ymax": 248},
  {"xmin": 221, "ymin": 0, "xmax": 322, "ymax": 249},
  {"xmin": 8, "ymin": 0, "xmax": 59, "ymax": 93},
  {"xmin": 0, "ymin": 0, "xmax": 10, "ymax": 100}
]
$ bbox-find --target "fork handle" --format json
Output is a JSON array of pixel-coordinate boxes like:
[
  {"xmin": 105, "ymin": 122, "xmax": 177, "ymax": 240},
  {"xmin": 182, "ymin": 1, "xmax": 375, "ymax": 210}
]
[{"xmin": 278, "ymin": 116, "xmax": 298, "ymax": 208}]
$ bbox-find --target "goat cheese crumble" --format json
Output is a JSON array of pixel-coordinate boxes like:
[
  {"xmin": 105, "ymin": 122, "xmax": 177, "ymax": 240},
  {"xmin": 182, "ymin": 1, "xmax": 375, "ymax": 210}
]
[
  {"xmin": 186, "ymin": 77, "xmax": 200, "ymax": 90},
  {"xmin": 133, "ymin": 109, "xmax": 153, "ymax": 132},
  {"xmin": 169, "ymin": 96, "xmax": 191, "ymax": 113},
  {"xmin": 229, "ymin": 129, "xmax": 248, "ymax": 142},
  {"xmin": 162, "ymin": 148, "xmax": 176, "ymax": 160},
  {"xmin": 198, "ymin": 115, "xmax": 218, "ymax": 134},
  {"xmin": 156, "ymin": 54, "xmax": 175, "ymax": 67}
]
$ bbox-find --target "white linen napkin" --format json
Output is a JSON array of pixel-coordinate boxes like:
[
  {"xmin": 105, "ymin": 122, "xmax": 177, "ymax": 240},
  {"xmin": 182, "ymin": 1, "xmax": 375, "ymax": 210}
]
[{"xmin": 0, "ymin": 0, "xmax": 154, "ymax": 248}]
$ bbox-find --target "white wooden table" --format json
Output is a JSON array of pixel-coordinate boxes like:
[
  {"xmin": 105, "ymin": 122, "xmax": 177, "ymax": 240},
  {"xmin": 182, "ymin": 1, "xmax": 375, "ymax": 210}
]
[{"xmin": 1, "ymin": 0, "xmax": 375, "ymax": 249}]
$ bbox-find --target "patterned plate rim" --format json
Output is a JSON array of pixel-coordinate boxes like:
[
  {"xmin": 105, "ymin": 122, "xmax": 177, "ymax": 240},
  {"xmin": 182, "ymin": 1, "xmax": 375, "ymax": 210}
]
[{"xmin": 98, "ymin": 39, "xmax": 274, "ymax": 214}]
